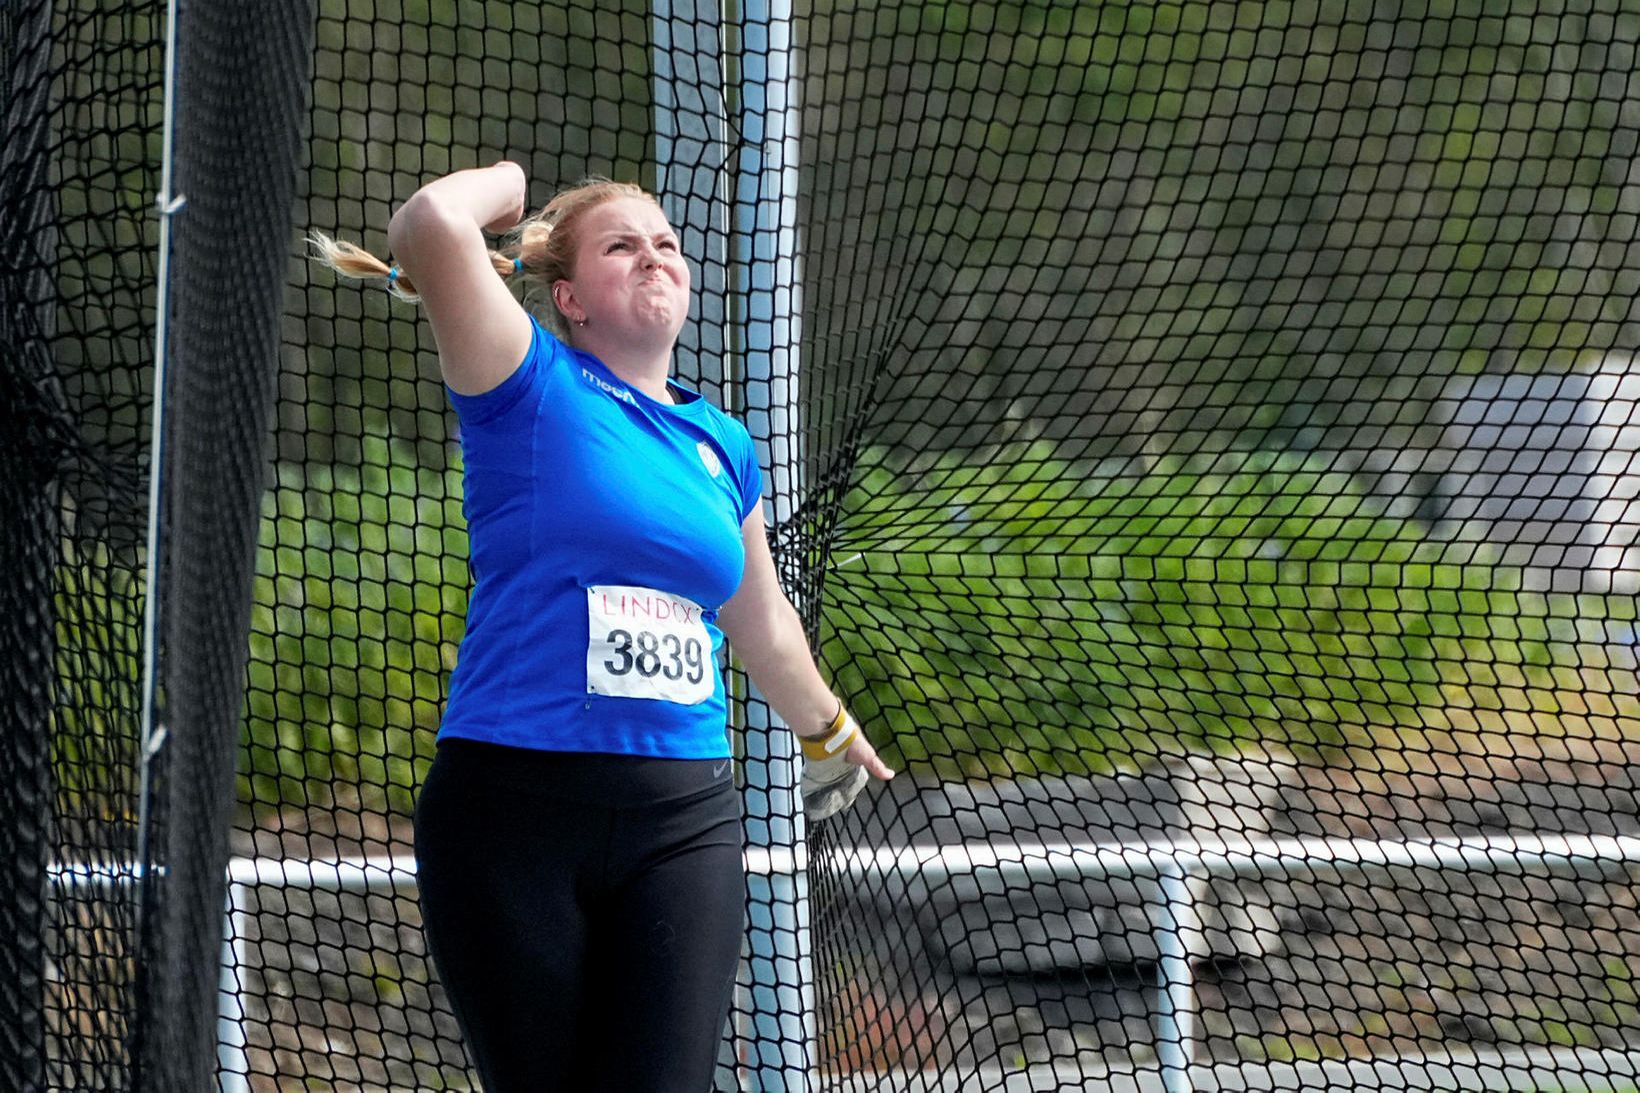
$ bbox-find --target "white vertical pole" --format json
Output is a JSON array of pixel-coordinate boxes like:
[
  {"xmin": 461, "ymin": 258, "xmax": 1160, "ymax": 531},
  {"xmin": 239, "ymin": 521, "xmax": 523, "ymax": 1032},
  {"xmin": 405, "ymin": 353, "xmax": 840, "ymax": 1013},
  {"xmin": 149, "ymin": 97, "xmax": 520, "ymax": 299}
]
[
  {"xmin": 730, "ymin": 0, "xmax": 812, "ymax": 1087},
  {"xmin": 1153, "ymin": 867, "xmax": 1199, "ymax": 1093},
  {"xmin": 653, "ymin": 4, "xmax": 745, "ymax": 1084},
  {"xmin": 215, "ymin": 883, "xmax": 249, "ymax": 1093},
  {"xmin": 654, "ymin": 0, "xmax": 810, "ymax": 1086}
]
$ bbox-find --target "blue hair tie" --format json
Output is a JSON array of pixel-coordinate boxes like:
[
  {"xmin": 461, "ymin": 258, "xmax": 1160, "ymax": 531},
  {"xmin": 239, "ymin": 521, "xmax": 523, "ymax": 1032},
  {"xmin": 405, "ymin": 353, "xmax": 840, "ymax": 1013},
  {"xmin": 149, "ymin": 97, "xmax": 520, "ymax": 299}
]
[
  {"xmin": 512, "ymin": 257, "xmax": 524, "ymax": 273},
  {"xmin": 386, "ymin": 267, "xmax": 400, "ymax": 283}
]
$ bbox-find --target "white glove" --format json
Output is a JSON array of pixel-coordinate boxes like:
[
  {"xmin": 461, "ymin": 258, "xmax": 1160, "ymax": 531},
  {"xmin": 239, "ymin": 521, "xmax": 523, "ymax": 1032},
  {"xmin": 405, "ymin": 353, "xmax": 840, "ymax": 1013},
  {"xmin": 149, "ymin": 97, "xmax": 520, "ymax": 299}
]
[{"xmin": 799, "ymin": 706, "xmax": 870, "ymax": 821}]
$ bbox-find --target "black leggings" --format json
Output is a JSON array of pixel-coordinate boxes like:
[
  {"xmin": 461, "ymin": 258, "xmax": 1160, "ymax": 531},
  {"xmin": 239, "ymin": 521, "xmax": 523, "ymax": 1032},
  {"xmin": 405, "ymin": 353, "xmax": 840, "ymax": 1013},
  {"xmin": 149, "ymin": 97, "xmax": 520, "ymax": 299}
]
[{"xmin": 414, "ymin": 739, "xmax": 744, "ymax": 1092}]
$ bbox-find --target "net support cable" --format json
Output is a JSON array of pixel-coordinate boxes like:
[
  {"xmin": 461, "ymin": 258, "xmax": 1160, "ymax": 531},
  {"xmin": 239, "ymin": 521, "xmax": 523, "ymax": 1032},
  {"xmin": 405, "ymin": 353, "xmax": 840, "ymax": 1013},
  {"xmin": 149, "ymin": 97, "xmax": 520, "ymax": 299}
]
[{"xmin": 131, "ymin": 0, "xmax": 185, "ymax": 941}]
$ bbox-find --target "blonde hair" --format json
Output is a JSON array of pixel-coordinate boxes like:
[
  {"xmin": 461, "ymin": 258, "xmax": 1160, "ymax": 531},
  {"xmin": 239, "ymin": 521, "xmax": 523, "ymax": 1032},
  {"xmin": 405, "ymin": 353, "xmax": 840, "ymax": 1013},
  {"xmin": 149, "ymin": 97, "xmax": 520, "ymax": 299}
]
[{"xmin": 307, "ymin": 177, "xmax": 658, "ymax": 343}]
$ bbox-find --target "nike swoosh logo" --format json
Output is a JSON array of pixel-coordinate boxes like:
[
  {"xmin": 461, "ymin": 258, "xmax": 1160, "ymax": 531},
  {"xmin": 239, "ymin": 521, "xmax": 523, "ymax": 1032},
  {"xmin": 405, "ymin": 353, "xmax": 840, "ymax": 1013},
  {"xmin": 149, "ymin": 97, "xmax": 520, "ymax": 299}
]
[{"xmin": 713, "ymin": 760, "xmax": 731, "ymax": 778}]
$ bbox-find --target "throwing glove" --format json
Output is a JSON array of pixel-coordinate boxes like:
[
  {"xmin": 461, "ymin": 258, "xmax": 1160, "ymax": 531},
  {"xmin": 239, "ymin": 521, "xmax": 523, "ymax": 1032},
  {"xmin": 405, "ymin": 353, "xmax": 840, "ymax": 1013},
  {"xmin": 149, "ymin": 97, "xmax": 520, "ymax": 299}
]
[{"xmin": 799, "ymin": 705, "xmax": 870, "ymax": 821}]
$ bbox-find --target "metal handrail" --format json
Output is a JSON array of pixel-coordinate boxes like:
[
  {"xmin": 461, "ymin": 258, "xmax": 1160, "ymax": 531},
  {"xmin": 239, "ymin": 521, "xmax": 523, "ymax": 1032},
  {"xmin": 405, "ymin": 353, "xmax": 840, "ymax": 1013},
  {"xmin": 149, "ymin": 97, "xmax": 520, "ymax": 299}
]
[{"xmin": 53, "ymin": 831, "xmax": 1640, "ymax": 1092}]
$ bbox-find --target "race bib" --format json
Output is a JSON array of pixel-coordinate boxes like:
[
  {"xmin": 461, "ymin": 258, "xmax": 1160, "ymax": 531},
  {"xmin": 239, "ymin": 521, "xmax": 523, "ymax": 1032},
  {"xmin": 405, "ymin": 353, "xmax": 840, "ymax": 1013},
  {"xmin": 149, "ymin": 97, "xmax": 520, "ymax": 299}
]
[{"xmin": 586, "ymin": 585, "xmax": 713, "ymax": 705}]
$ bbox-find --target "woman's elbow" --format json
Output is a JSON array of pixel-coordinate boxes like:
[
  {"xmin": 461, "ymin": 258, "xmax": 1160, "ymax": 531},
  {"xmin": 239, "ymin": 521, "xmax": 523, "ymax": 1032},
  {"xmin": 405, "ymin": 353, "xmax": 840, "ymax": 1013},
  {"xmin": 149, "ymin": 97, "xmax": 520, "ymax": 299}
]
[
  {"xmin": 770, "ymin": 600, "xmax": 813, "ymax": 657},
  {"xmin": 386, "ymin": 192, "xmax": 457, "ymax": 267},
  {"xmin": 724, "ymin": 600, "xmax": 797, "ymax": 657}
]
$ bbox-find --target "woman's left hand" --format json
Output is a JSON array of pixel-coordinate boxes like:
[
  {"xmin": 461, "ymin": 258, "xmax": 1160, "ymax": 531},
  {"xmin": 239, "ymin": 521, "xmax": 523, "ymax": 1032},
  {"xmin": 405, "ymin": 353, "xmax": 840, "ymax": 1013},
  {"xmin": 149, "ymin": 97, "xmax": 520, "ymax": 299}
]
[
  {"xmin": 800, "ymin": 726, "xmax": 894, "ymax": 821},
  {"xmin": 845, "ymin": 731, "xmax": 896, "ymax": 783}
]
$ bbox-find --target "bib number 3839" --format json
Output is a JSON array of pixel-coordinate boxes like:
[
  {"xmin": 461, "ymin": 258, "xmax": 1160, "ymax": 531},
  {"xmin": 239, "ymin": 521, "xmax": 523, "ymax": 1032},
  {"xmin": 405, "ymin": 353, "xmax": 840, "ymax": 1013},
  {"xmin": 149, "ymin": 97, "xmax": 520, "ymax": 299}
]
[{"xmin": 586, "ymin": 585, "xmax": 713, "ymax": 705}]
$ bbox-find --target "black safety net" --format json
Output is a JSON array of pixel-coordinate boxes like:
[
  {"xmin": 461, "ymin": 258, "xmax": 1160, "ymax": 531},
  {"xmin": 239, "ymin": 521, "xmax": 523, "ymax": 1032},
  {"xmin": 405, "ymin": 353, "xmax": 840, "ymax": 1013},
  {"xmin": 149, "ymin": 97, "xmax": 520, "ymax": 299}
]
[
  {"xmin": 5, "ymin": 1, "xmax": 1640, "ymax": 1090},
  {"xmin": 2, "ymin": 1, "xmax": 312, "ymax": 1090},
  {"xmin": 3, "ymin": 3, "xmax": 165, "ymax": 1090}
]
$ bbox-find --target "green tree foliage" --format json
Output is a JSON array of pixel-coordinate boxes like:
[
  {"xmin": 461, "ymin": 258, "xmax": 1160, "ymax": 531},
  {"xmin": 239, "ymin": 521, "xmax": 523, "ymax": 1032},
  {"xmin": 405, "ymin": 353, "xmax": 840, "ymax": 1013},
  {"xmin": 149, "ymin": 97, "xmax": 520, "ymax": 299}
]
[
  {"xmin": 242, "ymin": 439, "xmax": 467, "ymax": 819},
  {"xmin": 821, "ymin": 445, "xmax": 1638, "ymax": 780},
  {"xmin": 800, "ymin": 0, "xmax": 1640, "ymax": 456}
]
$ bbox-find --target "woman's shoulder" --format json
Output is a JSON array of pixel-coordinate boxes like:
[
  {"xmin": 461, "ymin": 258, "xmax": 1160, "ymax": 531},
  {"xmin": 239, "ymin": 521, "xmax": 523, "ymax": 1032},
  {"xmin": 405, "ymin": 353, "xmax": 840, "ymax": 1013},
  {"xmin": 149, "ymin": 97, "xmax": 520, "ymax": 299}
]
[
  {"xmin": 446, "ymin": 315, "xmax": 574, "ymax": 426},
  {"xmin": 676, "ymin": 386, "xmax": 753, "ymax": 442},
  {"xmin": 683, "ymin": 398, "xmax": 761, "ymax": 511}
]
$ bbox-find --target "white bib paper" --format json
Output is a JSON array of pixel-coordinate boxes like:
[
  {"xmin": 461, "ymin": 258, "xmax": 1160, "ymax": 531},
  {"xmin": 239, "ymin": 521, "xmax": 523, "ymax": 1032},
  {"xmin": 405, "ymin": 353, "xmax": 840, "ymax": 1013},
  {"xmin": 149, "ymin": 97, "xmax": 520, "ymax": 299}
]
[{"xmin": 586, "ymin": 585, "xmax": 713, "ymax": 705}]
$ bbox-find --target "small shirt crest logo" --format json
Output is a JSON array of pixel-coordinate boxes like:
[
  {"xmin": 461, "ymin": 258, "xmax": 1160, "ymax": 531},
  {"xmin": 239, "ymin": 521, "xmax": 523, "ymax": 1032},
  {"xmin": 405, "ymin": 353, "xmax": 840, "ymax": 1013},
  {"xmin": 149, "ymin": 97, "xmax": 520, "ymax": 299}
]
[{"xmin": 697, "ymin": 441, "xmax": 722, "ymax": 478}]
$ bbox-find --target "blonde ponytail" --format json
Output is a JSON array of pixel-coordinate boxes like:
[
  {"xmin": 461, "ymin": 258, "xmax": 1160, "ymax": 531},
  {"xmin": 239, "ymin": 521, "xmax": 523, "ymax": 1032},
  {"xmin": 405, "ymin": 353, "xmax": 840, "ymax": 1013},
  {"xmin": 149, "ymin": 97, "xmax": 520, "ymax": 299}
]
[
  {"xmin": 306, "ymin": 233, "xmax": 412, "ymax": 299},
  {"xmin": 306, "ymin": 232, "xmax": 526, "ymax": 302}
]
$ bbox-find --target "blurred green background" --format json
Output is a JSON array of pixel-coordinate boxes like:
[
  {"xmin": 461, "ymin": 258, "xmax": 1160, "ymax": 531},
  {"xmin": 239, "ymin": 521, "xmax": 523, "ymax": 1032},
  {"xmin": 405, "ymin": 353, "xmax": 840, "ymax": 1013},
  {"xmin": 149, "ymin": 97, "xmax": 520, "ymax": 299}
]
[{"xmin": 233, "ymin": 0, "xmax": 1640, "ymax": 822}]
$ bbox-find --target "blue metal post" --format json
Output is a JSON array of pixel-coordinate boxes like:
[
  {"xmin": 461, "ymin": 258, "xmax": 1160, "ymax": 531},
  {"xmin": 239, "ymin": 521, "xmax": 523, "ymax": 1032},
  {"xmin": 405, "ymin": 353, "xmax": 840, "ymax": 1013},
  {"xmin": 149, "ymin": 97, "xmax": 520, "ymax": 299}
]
[
  {"xmin": 655, "ymin": 0, "xmax": 812, "ymax": 1087},
  {"xmin": 730, "ymin": 0, "xmax": 813, "ymax": 1086}
]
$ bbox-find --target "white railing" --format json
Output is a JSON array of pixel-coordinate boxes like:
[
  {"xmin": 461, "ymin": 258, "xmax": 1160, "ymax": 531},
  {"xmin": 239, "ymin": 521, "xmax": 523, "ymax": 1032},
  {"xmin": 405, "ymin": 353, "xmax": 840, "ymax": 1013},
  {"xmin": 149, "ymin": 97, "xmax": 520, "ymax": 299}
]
[
  {"xmin": 837, "ymin": 833, "xmax": 1640, "ymax": 1092},
  {"xmin": 52, "ymin": 832, "xmax": 1640, "ymax": 1092}
]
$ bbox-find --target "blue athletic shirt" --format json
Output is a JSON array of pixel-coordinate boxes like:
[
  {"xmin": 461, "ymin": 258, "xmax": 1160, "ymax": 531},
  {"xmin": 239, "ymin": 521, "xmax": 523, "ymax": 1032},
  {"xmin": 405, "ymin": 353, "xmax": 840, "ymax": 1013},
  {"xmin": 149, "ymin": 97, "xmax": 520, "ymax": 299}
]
[{"xmin": 438, "ymin": 317, "xmax": 762, "ymax": 759}]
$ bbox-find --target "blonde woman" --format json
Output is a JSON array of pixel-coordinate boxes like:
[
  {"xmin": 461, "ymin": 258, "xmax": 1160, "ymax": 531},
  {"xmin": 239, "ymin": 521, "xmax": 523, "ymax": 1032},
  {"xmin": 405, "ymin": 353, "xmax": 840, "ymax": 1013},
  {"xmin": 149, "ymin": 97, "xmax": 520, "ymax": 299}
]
[{"xmin": 312, "ymin": 162, "xmax": 893, "ymax": 1091}]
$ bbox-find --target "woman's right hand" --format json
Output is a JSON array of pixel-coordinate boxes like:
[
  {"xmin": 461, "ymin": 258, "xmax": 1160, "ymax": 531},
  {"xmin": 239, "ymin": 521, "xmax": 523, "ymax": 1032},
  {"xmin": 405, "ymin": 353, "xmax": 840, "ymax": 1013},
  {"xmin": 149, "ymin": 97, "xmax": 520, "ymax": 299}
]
[{"xmin": 481, "ymin": 161, "xmax": 527, "ymax": 234}]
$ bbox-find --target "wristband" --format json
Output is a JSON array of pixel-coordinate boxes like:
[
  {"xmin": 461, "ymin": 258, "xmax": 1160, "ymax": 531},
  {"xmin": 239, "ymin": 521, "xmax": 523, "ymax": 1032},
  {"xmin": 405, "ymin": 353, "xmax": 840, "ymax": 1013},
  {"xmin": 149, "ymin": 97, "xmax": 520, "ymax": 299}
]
[{"xmin": 799, "ymin": 703, "xmax": 860, "ymax": 762}]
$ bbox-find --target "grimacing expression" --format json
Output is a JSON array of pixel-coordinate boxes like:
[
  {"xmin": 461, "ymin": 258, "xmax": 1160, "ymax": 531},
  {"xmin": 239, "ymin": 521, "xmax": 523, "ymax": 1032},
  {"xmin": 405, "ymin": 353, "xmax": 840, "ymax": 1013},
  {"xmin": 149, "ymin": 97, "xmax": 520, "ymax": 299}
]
[{"xmin": 558, "ymin": 197, "xmax": 690, "ymax": 345}]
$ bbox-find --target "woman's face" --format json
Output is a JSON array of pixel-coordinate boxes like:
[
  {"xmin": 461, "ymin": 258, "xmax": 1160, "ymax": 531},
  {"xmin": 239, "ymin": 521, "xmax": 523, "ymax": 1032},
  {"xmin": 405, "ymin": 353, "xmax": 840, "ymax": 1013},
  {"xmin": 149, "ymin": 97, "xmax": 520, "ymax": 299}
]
[{"xmin": 557, "ymin": 197, "xmax": 690, "ymax": 348}]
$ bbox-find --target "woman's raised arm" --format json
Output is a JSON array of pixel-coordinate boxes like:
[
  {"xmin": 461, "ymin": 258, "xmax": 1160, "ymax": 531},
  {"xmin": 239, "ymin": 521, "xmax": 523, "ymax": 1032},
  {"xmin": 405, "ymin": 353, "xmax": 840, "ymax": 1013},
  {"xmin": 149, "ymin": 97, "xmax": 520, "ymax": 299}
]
[{"xmin": 385, "ymin": 161, "xmax": 534, "ymax": 396}]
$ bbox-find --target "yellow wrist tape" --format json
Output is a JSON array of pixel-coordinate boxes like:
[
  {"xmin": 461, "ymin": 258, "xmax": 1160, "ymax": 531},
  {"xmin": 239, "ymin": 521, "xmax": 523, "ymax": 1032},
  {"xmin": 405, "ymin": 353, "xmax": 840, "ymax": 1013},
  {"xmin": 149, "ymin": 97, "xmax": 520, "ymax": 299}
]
[{"xmin": 799, "ymin": 706, "xmax": 860, "ymax": 762}]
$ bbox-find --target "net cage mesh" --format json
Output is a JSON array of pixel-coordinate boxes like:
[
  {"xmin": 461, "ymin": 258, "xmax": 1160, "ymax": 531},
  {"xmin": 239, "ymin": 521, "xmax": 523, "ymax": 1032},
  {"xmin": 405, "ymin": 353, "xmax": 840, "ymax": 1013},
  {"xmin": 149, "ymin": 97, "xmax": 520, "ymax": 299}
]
[
  {"xmin": 3, "ymin": 2, "xmax": 162, "ymax": 1090},
  {"xmin": 5, "ymin": 0, "xmax": 1640, "ymax": 1089}
]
